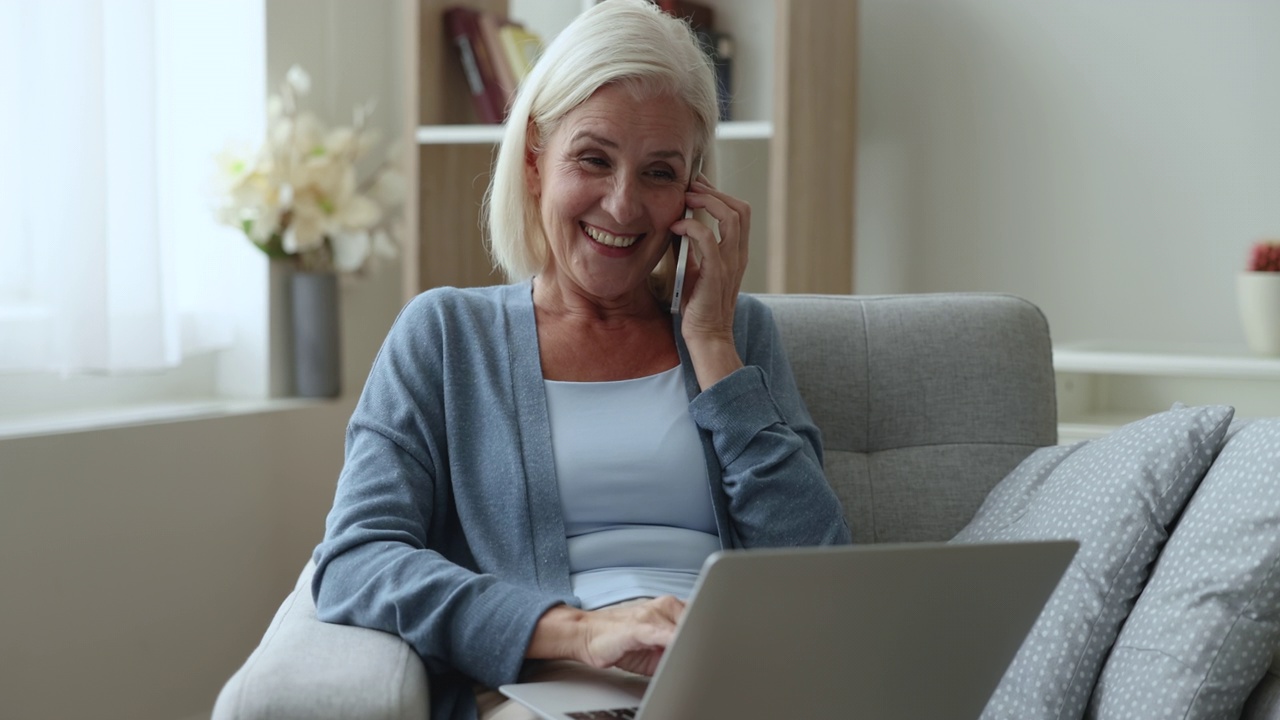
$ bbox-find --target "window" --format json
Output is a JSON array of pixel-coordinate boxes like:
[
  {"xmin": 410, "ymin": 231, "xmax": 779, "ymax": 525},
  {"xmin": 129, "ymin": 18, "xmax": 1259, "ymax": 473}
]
[{"xmin": 0, "ymin": 0, "xmax": 273, "ymax": 425}]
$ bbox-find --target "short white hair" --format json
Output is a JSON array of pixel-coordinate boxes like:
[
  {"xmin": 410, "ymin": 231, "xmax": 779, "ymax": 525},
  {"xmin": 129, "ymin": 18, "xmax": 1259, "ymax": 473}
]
[{"xmin": 483, "ymin": 0, "xmax": 719, "ymax": 288}]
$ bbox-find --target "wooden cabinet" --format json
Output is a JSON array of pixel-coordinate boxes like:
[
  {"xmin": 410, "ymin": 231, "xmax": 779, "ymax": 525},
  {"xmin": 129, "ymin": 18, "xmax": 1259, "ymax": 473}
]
[{"xmin": 398, "ymin": 0, "xmax": 858, "ymax": 301}]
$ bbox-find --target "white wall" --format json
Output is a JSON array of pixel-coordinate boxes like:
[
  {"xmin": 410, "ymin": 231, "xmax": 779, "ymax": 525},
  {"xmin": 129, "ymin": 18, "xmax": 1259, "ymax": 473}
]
[
  {"xmin": 0, "ymin": 2, "xmax": 405, "ymax": 719},
  {"xmin": 264, "ymin": 0, "xmax": 407, "ymax": 392},
  {"xmin": 0, "ymin": 406, "xmax": 342, "ymax": 720},
  {"xmin": 856, "ymin": 0, "xmax": 1280, "ymax": 346}
]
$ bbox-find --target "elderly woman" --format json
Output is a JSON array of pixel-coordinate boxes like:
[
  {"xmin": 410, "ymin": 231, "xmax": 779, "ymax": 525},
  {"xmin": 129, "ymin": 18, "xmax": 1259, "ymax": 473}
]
[{"xmin": 311, "ymin": 1, "xmax": 850, "ymax": 718}]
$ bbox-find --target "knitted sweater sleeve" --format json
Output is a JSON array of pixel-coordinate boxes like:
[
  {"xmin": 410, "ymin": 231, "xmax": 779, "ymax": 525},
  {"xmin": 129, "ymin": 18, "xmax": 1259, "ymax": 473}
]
[
  {"xmin": 309, "ymin": 291, "xmax": 564, "ymax": 689},
  {"xmin": 687, "ymin": 295, "xmax": 852, "ymax": 548}
]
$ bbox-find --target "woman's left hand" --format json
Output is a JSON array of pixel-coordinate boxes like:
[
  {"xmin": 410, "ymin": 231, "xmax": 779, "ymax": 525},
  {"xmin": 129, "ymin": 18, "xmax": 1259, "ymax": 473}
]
[{"xmin": 671, "ymin": 174, "xmax": 750, "ymax": 389}]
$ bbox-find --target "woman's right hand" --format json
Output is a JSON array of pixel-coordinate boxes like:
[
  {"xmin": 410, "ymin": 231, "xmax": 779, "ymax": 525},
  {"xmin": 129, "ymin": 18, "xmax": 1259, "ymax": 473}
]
[{"xmin": 527, "ymin": 596, "xmax": 686, "ymax": 676}]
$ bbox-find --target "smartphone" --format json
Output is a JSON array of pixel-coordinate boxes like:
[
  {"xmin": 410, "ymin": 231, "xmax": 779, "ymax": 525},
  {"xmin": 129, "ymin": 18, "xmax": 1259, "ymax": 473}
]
[{"xmin": 670, "ymin": 158, "xmax": 703, "ymax": 315}]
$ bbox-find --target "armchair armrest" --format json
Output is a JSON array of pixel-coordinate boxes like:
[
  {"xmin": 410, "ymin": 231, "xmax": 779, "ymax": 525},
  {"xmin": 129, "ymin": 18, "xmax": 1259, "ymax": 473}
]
[{"xmin": 213, "ymin": 561, "xmax": 430, "ymax": 720}]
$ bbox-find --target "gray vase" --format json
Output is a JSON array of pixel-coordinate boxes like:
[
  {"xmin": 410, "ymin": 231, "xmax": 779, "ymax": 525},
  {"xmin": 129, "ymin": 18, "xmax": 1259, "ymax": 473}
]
[{"xmin": 290, "ymin": 270, "xmax": 341, "ymax": 397}]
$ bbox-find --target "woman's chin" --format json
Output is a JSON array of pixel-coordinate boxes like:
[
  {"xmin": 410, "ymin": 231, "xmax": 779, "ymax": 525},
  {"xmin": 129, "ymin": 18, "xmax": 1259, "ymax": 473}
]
[{"xmin": 571, "ymin": 269, "xmax": 661, "ymax": 304}]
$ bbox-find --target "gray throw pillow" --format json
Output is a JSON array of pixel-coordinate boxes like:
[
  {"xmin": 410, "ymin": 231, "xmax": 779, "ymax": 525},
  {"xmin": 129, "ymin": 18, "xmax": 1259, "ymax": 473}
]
[
  {"xmin": 1087, "ymin": 418, "xmax": 1280, "ymax": 719},
  {"xmin": 953, "ymin": 404, "xmax": 1234, "ymax": 720}
]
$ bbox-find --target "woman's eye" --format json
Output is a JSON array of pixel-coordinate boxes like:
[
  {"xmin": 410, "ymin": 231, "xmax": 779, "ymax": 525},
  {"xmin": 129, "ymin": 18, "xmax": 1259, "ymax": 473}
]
[
  {"xmin": 649, "ymin": 169, "xmax": 677, "ymax": 182},
  {"xmin": 581, "ymin": 156, "xmax": 609, "ymax": 168}
]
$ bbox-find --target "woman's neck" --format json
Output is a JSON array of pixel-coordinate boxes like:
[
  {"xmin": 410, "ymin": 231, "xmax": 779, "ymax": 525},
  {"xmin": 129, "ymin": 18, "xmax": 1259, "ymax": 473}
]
[
  {"xmin": 531, "ymin": 276, "xmax": 678, "ymax": 382},
  {"xmin": 531, "ymin": 274, "xmax": 664, "ymax": 325}
]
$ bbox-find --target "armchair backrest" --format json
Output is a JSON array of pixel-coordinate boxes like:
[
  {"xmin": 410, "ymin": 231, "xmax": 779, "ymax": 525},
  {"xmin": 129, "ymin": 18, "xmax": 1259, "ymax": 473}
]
[{"xmin": 757, "ymin": 294, "xmax": 1057, "ymax": 544}]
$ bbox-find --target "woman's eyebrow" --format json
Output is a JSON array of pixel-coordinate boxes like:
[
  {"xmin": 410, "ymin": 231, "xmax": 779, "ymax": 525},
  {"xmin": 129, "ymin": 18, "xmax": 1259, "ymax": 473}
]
[
  {"xmin": 569, "ymin": 131, "xmax": 618, "ymax": 149},
  {"xmin": 569, "ymin": 131, "xmax": 684, "ymax": 162}
]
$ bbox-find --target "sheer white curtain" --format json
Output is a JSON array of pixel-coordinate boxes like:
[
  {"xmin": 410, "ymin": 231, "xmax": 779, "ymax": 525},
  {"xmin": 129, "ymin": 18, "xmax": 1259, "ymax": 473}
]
[{"xmin": 0, "ymin": 0, "xmax": 264, "ymax": 376}]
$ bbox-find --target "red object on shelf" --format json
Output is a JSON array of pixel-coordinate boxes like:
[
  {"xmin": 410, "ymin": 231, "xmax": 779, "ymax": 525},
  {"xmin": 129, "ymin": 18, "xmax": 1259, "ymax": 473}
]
[{"xmin": 444, "ymin": 6, "xmax": 507, "ymax": 124}]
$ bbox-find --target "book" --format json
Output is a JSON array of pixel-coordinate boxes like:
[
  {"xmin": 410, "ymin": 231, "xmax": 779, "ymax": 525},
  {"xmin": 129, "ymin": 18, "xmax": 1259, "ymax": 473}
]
[
  {"xmin": 443, "ymin": 6, "xmax": 506, "ymax": 124},
  {"xmin": 698, "ymin": 29, "xmax": 733, "ymax": 121},
  {"xmin": 652, "ymin": 0, "xmax": 715, "ymax": 32},
  {"xmin": 476, "ymin": 10, "xmax": 518, "ymax": 113},
  {"xmin": 652, "ymin": 1, "xmax": 732, "ymax": 121},
  {"xmin": 498, "ymin": 22, "xmax": 543, "ymax": 85}
]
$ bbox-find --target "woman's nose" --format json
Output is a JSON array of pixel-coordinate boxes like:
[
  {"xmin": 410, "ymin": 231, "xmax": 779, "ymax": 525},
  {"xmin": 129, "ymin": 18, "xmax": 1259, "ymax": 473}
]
[{"xmin": 602, "ymin": 176, "xmax": 642, "ymax": 225}]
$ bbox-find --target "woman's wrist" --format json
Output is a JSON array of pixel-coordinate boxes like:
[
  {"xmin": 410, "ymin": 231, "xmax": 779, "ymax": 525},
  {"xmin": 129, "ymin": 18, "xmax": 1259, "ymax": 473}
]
[
  {"xmin": 683, "ymin": 332, "xmax": 743, "ymax": 390},
  {"xmin": 527, "ymin": 604, "xmax": 587, "ymax": 662}
]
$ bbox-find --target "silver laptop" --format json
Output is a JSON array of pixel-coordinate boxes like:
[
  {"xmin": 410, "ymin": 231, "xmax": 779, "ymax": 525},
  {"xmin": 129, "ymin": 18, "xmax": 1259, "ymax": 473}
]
[{"xmin": 500, "ymin": 540, "xmax": 1076, "ymax": 720}]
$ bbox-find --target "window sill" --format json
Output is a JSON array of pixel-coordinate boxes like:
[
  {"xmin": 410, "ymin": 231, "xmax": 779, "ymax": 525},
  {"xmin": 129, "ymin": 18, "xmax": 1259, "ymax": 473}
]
[{"xmin": 0, "ymin": 396, "xmax": 334, "ymax": 441}]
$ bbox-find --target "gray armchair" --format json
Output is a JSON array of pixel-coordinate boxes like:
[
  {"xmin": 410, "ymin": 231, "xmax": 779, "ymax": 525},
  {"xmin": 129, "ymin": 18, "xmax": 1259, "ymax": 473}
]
[{"xmin": 214, "ymin": 293, "xmax": 1280, "ymax": 719}]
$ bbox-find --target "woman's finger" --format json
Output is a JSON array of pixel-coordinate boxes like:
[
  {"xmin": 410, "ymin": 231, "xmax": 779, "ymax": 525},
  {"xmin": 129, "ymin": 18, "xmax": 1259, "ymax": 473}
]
[
  {"xmin": 693, "ymin": 177, "xmax": 752, "ymax": 236},
  {"xmin": 684, "ymin": 182, "xmax": 750, "ymax": 276}
]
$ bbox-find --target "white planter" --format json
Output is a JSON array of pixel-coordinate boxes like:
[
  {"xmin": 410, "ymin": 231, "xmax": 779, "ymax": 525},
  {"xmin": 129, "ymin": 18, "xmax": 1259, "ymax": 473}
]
[{"xmin": 1237, "ymin": 271, "xmax": 1280, "ymax": 356}]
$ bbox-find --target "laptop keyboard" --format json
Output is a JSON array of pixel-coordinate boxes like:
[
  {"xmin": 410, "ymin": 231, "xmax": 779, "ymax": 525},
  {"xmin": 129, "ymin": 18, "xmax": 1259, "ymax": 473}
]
[{"xmin": 566, "ymin": 708, "xmax": 639, "ymax": 719}]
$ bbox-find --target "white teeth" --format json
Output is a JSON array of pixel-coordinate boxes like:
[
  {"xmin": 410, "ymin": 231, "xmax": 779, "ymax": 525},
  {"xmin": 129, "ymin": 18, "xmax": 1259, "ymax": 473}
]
[{"xmin": 584, "ymin": 224, "xmax": 641, "ymax": 248}]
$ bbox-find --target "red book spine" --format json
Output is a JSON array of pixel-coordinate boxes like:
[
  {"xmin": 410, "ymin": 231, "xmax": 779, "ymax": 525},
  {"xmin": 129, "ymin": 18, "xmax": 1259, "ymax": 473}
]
[
  {"xmin": 444, "ymin": 7, "xmax": 505, "ymax": 124},
  {"xmin": 477, "ymin": 11, "xmax": 518, "ymax": 113}
]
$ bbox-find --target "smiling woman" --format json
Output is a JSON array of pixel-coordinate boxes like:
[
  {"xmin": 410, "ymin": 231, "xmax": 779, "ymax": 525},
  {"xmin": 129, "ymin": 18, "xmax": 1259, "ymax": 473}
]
[
  {"xmin": 306, "ymin": 2, "xmax": 850, "ymax": 720},
  {"xmin": 529, "ymin": 84, "xmax": 697, "ymax": 378}
]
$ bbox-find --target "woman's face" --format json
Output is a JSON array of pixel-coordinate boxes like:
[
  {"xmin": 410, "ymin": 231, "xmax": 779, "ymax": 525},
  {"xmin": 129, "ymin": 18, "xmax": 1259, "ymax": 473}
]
[{"xmin": 528, "ymin": 83, "xmax": 697, "ymax": 306}]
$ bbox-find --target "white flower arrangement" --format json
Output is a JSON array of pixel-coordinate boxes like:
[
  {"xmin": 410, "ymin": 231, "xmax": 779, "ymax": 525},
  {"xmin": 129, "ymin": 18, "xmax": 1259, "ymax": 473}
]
[{"xmin": 213, "ymin": 65, "xmax": 402, "ymax": 274}]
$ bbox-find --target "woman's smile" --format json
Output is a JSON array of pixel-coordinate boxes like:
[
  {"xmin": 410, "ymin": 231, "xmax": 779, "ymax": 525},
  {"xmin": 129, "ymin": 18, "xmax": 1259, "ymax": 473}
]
[{"xmin": 581, "ymin": 222, "xmax": 644, "ymax": 249}]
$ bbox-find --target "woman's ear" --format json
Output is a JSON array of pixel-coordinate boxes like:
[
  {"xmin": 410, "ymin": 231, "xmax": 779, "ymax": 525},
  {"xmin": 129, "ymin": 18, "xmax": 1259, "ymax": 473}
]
[
  {"xmin": 524, "ymin": 121, "xmax": 541, "ymax": 199},
  {"xmin": 525, "ymin": 151, "xmax": 540, "ymax": 199}
]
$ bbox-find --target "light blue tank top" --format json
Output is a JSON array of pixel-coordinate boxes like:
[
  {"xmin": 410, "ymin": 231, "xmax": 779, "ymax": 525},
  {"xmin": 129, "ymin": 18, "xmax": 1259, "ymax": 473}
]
[{"xmin": 543, "ymin": 365, "xmax": 719, "ymax": 610}]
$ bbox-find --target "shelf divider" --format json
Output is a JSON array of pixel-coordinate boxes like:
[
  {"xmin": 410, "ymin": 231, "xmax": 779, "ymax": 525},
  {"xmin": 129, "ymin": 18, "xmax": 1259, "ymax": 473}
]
[
  {"xmin": 416, "ymin": 120, "xmax": 774, "ymax": 145},
  {"xmin": 1054, "ymin": 343, "xmax": 1280, "ymax": 380}
]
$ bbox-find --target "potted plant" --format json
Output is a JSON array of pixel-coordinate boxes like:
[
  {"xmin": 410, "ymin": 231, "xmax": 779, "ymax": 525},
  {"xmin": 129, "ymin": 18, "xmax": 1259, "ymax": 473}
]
[
  {"xmin": 1238, "ymin": 240, "xmax": 1280, "ymax": 356},
  {"xmin": 212, "ymin": 65, "xmax": 403, "ymax": 396}
]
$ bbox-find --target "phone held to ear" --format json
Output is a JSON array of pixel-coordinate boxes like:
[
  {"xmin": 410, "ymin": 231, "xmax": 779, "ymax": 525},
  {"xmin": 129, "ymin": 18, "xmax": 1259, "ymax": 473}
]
[
  {"xmin": 670, "ymin": 232, "xmax": 691, "ymax": 315},
  {"xmin": 670, "ymin": 159, "xmax": 702, "ymax": 315}
]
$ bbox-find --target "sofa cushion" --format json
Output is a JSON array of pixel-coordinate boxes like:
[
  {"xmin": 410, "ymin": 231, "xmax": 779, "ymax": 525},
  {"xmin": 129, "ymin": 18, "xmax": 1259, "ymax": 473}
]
[
  {"xmin": 762, "ymin": 293, "xmax": 1058, "ymax": 543},
  {"xmin": 952, "ymin": 404, "xmax": 1234, "ymax": 720},
  {"xmin": 1088, "ymin": 418, "xmax": 1280, "ymax": 719}
]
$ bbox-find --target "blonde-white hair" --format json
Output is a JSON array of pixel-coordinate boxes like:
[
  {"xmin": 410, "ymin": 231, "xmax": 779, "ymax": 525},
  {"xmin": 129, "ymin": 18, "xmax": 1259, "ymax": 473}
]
[{"xmin": 483, "ymin": 0, "xmax": 719, "ymax": 290}]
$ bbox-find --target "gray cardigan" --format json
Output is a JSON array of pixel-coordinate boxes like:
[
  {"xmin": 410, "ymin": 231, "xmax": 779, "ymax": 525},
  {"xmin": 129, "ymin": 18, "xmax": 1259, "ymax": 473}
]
[{"xmin": 311, "ymin": 281, "xmax": 851, "ymax": 719}]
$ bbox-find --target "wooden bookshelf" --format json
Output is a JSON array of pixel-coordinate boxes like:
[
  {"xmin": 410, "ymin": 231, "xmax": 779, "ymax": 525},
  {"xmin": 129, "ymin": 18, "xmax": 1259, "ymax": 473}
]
[{"xmin": 400, "ymin": 0, "xmax": 858, "ymax": 300}]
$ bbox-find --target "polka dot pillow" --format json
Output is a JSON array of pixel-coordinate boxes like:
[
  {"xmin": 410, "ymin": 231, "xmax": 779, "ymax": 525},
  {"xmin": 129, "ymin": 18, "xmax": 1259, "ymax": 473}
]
[
  {"xmin": 952, "ymin": 404, "xmax": 1235, "ymax": 720},
  {"xmin": 1088, "ymin": 418, "xmax": 1280, "ymax": 719}
]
